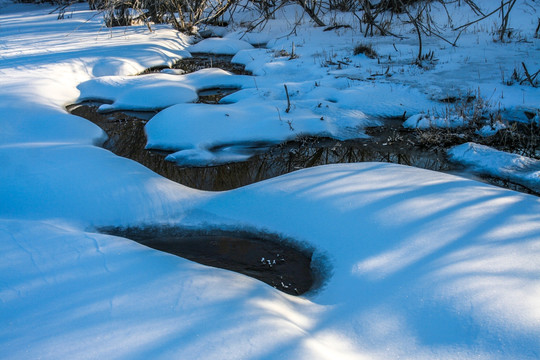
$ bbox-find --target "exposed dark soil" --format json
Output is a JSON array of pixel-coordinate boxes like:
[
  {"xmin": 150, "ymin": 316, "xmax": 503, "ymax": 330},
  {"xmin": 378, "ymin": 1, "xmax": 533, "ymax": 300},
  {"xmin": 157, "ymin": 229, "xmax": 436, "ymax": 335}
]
[{"xmin": 100, "ymin": 227, "xmax": 317, "ymax": 295}]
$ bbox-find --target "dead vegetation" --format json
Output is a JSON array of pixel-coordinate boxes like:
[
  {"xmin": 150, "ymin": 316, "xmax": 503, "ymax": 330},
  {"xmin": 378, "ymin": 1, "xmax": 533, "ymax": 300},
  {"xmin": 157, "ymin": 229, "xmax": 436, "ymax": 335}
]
[
  {"xmin": 353, "ymin": 43, "xmax": 377, "ymax": 58},
  {"xmin": 487, "ymin": 121, "xmax": 540, "ymax": 159},
  {"xmin": 412, "ymin": 118, "xmax": 540, "ymax": 161},
  {"xmin": 503, "ymin": 63, "xmax": 540, "ymax": 88},
  {"xmin": 78, "ymin": 0, "xmax": 537, "ymax": 72}
]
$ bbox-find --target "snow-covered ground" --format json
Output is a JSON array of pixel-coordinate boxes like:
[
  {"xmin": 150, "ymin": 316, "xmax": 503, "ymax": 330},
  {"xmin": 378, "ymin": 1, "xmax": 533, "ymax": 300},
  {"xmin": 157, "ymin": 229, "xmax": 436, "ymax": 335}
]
[{"xmin": 1, "ymin": 1, "xmax": 540, "ymax": 359}]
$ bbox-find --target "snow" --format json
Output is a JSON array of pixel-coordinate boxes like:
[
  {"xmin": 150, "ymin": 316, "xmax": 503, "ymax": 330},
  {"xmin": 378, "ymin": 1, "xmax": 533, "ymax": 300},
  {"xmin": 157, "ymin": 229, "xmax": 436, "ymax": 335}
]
[
  {"xmin": 334, "ymin": 84, "xmax": 440, "ymax": 118},
  {"xmin": 0, "ymin": 220, "xmax": 315, "ymax": 360},
  {"xmin": 77, "ymin": 68, "xmax": 252, "ymax": 112},
  {"xmin": 1, "ymin": 1, "xmax": 540, "ymax": 359},
  {"xmin": 404, "ymin": 113, "xmax": 467, "ymax": 129},
  {"xmin": 448, "ymin": 142, "xmax": 540, "ymax": 193},
  {"xmin": 187, "ymin": 37, "xmax": 254, "ymax": 54},
  {"xmin": 70, "ymin": 1, "xmax": 539, "ymax": 166},
  {"xmin": 476, "ymin": 121, "xmax": 507, "ymax": 136},
  {"xmin": 0, "ymin": 143, "xmax": 204, "ymax": 226},
  {"xmin": 3, "ymin": 161, "xmax": 540, "ymax": 359},
  {"xmin": 145, "ymin": 98, "xmax": 370, "ymax": 166}
]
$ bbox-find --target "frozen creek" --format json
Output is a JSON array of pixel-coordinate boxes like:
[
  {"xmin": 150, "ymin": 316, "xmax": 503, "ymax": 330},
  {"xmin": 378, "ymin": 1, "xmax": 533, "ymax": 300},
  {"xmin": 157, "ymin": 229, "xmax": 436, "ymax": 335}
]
[
  {"xmin": 3, "ymin": 3, "xmax": 540, "ymax": 358},
  {"xmin": 69, "ymin": 53, "xmax": 461, "ymax": 188},
  {"xmin": 66, "ymin": 55, "xmax": 448, "ymax": 295},
  {"xmin": 67, "ymin": 52, "xmax": 538, "ymax": 296}
]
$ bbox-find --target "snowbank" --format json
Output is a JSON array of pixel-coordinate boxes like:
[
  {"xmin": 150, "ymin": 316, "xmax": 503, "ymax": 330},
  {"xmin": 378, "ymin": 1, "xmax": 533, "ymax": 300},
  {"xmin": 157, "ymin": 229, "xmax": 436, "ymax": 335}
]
[
  {"xmin": 77, "ymin": 68, "xmax": 253, "ymax": 112},
  {"xmin": 145, "ymin": 99, "xmax": 369, "ymax": 166},
  {"xmin": 3, "ymin": 163, "xmax": 540, "ymax": 359},
  {"xmin": 188, "ymin": 37, "xmax": 254, "ymax": 55},
  {"xmin": 448, "ymin": 142, "xmax": 540, "ymax": 193}
]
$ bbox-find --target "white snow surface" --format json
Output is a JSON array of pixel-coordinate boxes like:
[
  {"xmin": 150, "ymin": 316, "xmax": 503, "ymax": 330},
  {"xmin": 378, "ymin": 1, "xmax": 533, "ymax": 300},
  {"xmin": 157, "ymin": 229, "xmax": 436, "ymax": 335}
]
[
  {"xmin": 187, "ymin": 37, "xmax": 254, "ymax": 54},
  {"xmin": 404, "ymin": 113, "xmax": 467, "ymax": 129},
  {"xmin": 77, "ymin": 68, "xmax": 253, "ymax": 112},
  {"xmin": 71, "ymin": 0, "xmax": 539, "ymax": 166},
  {"xmin": 1, "ymin": 2, "xmax": 540, "ymax": 360},
  {"xmin": 145, "ymin": 99, "xmax": 370, "ymax": 166},
  {"xmin": 448, "ymin": 142, "xmax": 540, "ymax": 192},
  {"xmin": 476, "ymin": 121, "xmax": 507, "ymax": 136}
]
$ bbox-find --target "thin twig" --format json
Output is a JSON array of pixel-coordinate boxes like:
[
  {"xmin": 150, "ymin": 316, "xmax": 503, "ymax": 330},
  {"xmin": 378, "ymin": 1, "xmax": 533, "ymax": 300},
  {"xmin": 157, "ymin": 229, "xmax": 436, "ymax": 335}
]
[
  {"xmin": 454, "ymin": 0, "xmax": 512, "ymax": 31},
  {"xmin": 284, "ymin": 84, "xmax": 291, "ymax": 113}
]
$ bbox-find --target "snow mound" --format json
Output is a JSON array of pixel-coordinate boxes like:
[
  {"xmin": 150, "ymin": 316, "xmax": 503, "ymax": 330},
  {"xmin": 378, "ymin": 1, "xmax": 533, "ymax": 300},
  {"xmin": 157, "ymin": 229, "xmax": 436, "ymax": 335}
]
[
  {"xmin": 231, "ymin": 48, "xmax": 275, "ymax": 75},
  {"xmin": 1, "ymin": 219, "xmax": 306, "ymax": 360},
  {"xmin": 165, "ymin": 147, "xmax": 254, "ymax": 167},
  {"xmin": 188, "ymin": 37, "xmax": 254, "ymax": 55},
  {"xmin": 0, "ymin": 105, "xmax": 106, "ymax": 147},
  {"xmin": 199, "ymin": 162, "xmax": 540, "ymax": 359},
  {"xmin": 448, "ymin": 142, "xmax": 540, "ymax": 192},
  {"xmin": 0, "ymin": 143, "xmax": 202, "ymax": 226},
  {"xmin": 404, "ymin": 113, "xmax": 466, "ymax": 129},
  {"xmin": 145, "ymin": 99, "xmax": 370, "ymax": 166},
  {"xmin": 76, "ymin": 68, "xmax": 252, "ymax": 112}
]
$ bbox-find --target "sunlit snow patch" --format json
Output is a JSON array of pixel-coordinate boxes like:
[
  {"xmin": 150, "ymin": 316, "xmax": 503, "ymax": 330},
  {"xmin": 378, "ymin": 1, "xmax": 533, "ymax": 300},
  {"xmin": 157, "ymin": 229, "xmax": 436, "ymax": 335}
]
[
  {"xmin": 448, "ymin": 142, "xmax": 540, "ymax": 193},
  {"xmin": 188, "ymin": 37, "xmax": 254, "ymax": 55},
  {"xmin": 225, "ymin": 31, "xmax": 271, "ymax": 47},
  {"xmin": 76, "ymin": 68, "xmax": 252, "ymax": 112},
  {"xmin": 314, "ymin": 83, "xmax": 440, "ymax": 118},
  {"xmin": 145, "ymin": 100, "xmax": 370, "ymax": 166}
]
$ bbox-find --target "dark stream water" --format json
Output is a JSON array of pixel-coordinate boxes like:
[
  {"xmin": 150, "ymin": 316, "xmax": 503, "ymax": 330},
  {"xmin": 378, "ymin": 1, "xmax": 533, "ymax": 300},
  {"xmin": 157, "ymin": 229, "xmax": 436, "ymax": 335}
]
[{"xmin": 67, "ymin": 102, "xmax": 455, "ymax": 191}]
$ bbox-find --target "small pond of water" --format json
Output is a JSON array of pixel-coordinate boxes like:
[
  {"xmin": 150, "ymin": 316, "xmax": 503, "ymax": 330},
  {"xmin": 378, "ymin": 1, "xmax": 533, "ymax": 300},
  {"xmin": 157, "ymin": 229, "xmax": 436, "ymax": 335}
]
[{"xmin": 100, "ymin": 227, "xmax": 320, "ymax": 296}]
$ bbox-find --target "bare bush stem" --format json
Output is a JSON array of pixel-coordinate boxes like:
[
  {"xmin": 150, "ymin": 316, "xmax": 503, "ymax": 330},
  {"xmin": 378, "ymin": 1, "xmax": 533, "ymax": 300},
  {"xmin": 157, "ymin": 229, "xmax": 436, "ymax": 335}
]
[
  {"xmin": 284, "ymin": 84, "xmax": 291, "ymax": 113},
  {"xmin": 295, "ymin": 0, "xmax": 326, "ymax": 26}
]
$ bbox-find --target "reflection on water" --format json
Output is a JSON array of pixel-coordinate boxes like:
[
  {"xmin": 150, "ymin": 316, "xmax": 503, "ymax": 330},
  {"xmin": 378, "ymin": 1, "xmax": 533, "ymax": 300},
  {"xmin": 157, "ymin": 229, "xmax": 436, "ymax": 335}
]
[
  {"xmin": 67, "ymin": 103, "xmax": 455, "ymax": 191},
  {"xmin": 185, "ymin": 137, "xmax": 453, "ymax": 190}
]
